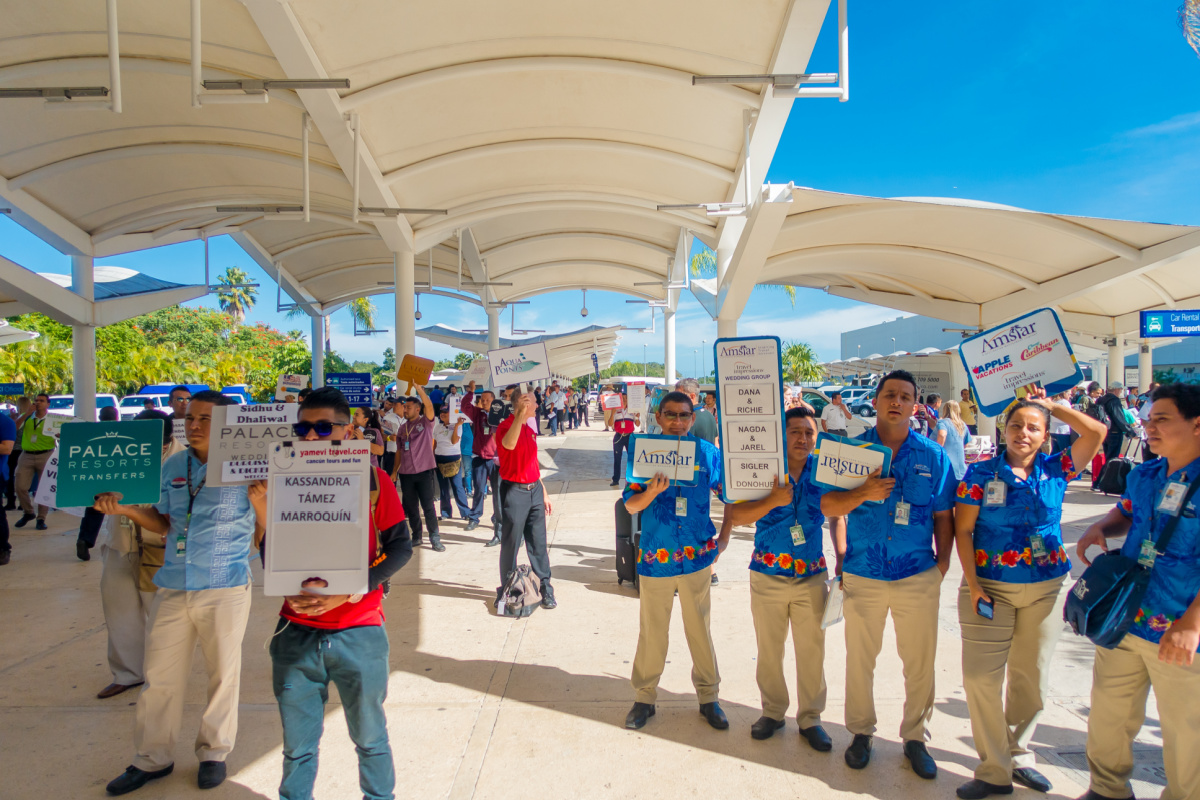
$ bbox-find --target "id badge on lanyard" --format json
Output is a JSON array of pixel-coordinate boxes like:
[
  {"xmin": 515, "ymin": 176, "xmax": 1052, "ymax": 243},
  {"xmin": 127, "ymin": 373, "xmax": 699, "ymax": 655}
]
[
  {"xmin": 1158, "ymin": 481, "xmax": 1188, "ymax": 516},
  {"xmin": 894, "ymin": 501, "xmax": 911, "ymax": 526},
  {"xmin": 179, "ymin": 453, "xmax": 205, "ymax": 555},
  {"xmin": 985, "ymin": 479, "xmax": 1007, "ymax": 507},
  {"xmin": 675, "ymin": 496, "xmax": 687, "ymax": 517}
]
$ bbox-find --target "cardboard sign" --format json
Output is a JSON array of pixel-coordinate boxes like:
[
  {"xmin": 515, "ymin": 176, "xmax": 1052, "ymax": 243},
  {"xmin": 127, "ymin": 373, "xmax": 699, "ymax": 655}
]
[
  {"xmin": 326, "ymin": 372, "xmax": 374, "ymax": 406},
  {"xmin": 209, "ymin": 403, "xmax": 299, "ymax": 486},
  {"xmin": 275, "ymin": 374, "xmax": 308, "ymax": 401},
  {"xmin": 627, "ymin": 382, "xmax": 647, "ymax": 414},
  {"xmin": 958, "ymin": 308, "xmax": 1083, "ymax": 418},
  {"xmin": 56, "ymin": 420, "xmax": 165, "ymax": 507},
  {"xmin": 44, "ymin": 415, "xmax": 85, "ymax": 437},
  {"xmin": 626, "ymin": 433, "xmax": 698, "ymax": 485},
  {"xmin": 812, "ymin": 432, "xmax": 892, "ymax": 502},
  {"xmin": 172, "ymin": 417, "xmax": 187, "ymax": 445},
  {"xmin": 463, "ymin": 358, "xmax": 491, "ymax": 385},
  {"xmin": 33, "ymin": 445, "xmax": 85, "ymax": 516},
  {"xmin": 487, "ymin": 341, "xmax": 551, "ymax": 385},
  {"xmin": 602, "ymin": 392, "xmax": 624, "ymax": 410},
  {"xmin": 263, "ymin": 439, "xmax": 372, "ymax": 596},
  {"xmin": 396, "ymin": 354, "xmax": 434, "ymax": 394},
  {"xmin": 715, "ymin": 336, "xmax": 787, "ymax": 502}
]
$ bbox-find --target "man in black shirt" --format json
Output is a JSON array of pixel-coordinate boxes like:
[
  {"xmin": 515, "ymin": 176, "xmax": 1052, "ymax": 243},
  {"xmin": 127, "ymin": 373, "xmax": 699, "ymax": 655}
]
[{"xmin": 1098, "ymin": 382, "xmax": 1138, "ymax": 462}]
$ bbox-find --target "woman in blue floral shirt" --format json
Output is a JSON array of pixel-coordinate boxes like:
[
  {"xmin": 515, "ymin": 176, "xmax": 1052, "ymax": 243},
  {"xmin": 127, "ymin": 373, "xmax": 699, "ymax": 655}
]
[{"xmin": 952, "ymin": 389, "xmax": 1105, "ymax": 799}]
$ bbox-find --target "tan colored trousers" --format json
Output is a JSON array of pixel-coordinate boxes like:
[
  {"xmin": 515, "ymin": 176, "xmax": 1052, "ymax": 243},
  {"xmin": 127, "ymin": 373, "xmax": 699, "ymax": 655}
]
[
  {"xmin": 1086, "ymin": 633, "xmax": 1200, "ymax": 800},
  {"xmin": 843, "ymin": 566, "xmax": 941, "ymax": 741},
  {"xmin": 99, "ymin": 545, "xmax": 156, "ymax": 685},
  {"xmin": 132, "ymin": 584, "xmax": 252, "ymax": 771},
  {"xmin": 958, "ymin": 577, "xmax": 1066, "ymax": 785},
  {"xmin": 15, "ymin": 449, "xmax": 51, "ymax": 518},
  {"xmin": 631, "ymin": 567, "xmax": 720, "ymax": 704},
  {"xmin": 749, "ymin": 570, "xmax": 828, "ymax": 726}
]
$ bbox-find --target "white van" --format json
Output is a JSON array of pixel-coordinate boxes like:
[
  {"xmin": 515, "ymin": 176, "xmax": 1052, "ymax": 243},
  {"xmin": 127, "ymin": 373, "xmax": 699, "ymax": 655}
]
[
  {"xmin": 48, "ymin": 394, "xmax": 120, "ymax": 421},
  {"xmin": 118, "ymin": 394, "xmax": 170, "ymax": 420},
  {"xmin": 888, "ymin": 350, "xmax": 997, "ymax": 441}
]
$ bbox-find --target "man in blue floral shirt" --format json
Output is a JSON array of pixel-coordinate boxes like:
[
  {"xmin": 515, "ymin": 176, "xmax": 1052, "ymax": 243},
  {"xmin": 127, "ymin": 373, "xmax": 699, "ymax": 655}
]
[
  {"xmin": 1075, "ymin": 383, "xmax": 1200, "ymax": 800},
  {"xmin": 622, "ymin": 391, "xmax": 727, "ymax": 731},
  {"xmin": 723, "ymin": 406, "xmax": 845, "ymax": 749},
  {"xmin": 821, "ymin": 370, "xmax": 956, "ymax": 780}
]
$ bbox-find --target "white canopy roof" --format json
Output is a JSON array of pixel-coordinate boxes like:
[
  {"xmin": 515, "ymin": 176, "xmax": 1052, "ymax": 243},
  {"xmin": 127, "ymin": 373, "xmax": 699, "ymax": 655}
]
[{"xmin": 417, "ymin": 324, "xmax": 622, "ymax": 380}]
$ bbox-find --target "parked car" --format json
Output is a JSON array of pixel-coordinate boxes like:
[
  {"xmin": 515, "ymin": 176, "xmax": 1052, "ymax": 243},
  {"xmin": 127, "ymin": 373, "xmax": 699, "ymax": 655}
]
[
  {"xmin": 48, "ymin": 394, "xmax": 120, "ymax": 421},
  {"xmin": 801, "ymin": 389, "xmax": 872, "ymax": 436},
  {"xmin": 222, "ymin": 392, "xmax": 250, "ymax": 405},
  {"xmin": 119, "ymin": 394, "xmax": 170, "ymax": 420}
]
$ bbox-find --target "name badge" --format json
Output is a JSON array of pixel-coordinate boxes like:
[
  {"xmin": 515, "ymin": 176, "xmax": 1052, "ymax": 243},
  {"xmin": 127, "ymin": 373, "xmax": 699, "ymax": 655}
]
[
  {"xmin": 985, "ymin": 480, "xmax": 1007, "ymax": 506},
  {"xmin": 1030, "ymin": 533, "xmax": 1048, "ymax": 559},
  {"xmin": 675, "ymin": 497, "xmax": 687, "ymax": 517},
  {"xmin": 483, "ymin": 425, "xmax": 491, "ymax": 436},
  {"xmin": 404, "ymin": 441, "xmax": 411, "ymax": 451},
  {"xmin": 894, "ymin": 501, "xmax": 911, "ymax": 526},
  {"xmin": 790, "ymin": 525, "xmax": 806, "ymax": 546},
  {"xmin": 1157, "ymin": 481, "xmax": 1188, "ymax": 516},
  {"xmin": 175, "ymin": 536, "xmax": 186, "ymax": 555},
  {"xmin": 1138, "ymin": 538, "xmax": 1158, "ymax": 568}
]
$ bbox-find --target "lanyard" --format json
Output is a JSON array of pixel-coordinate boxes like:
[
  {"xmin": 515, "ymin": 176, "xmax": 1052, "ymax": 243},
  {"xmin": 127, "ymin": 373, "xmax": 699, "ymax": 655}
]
[{"xmin": 183, "ymin": 450, "xmax": 206, "ymax": 537}]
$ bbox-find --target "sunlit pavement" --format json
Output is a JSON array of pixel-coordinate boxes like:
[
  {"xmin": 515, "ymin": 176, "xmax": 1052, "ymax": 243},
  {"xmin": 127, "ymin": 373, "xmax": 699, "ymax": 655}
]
[{"xmin": 0, "ymin": 425, "xmax": 1165, "ymax": 799}]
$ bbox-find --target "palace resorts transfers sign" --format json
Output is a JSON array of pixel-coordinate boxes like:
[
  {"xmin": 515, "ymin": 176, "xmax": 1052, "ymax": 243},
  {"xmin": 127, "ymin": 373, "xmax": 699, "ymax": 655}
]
[
  {"xmin": 57, "ymin": 419, "xmax": 165, "ymax": 507},
  {"xmin": 626, "ymin": 433, "xmax": 698, "ymax": 485},
  {"xmin": 714, "ymin": 336, "xmax": 787, "ymax": 502},
  {"xmin": 487, "ymin": 341, "xmax": 551, "ymax": 385},
  {"xmin": 958, "ymin": 308, "xmax": 1083, "ymax": 418}
]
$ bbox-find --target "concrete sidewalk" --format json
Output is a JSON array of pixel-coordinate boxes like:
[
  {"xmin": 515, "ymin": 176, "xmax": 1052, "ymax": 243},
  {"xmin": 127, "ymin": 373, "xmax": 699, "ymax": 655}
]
[{"xmin": 0, "ymin": 426, "xmax": 1169, "ymax": 799}]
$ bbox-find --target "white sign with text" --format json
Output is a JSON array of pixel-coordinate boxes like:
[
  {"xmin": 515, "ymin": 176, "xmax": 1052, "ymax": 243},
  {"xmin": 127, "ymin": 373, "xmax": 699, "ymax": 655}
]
[
  {"xmin": 275, "ymin": 374, "xmax": 309, "ymax": 401},
  {"xmin": 32, "ymin": 445, "xmax": 85, "ymax": 517},
  {"xmin": 627, "ymin": 382, "xmax": 647, "ymax": 414},
  {"xmin": 627, "ymin": 434, "xmax": 698, "ymax": 485},
  {"xmin": 486, "ymin": 341, "xmax": 551, "ymax": 386},
  {"xmin": 715, "ymin": 336, "xmax": 787, "ymax": 501},
  {"xmin": 209, "ymin": 403, "xmax": 299, "ymax": 487}
]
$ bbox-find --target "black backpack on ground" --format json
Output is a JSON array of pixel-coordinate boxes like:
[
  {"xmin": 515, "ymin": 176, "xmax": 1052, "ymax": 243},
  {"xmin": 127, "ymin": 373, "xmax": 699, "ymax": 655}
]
[
  {"xmin": 614, "ymin": 498, "xmax": 641, "ymax": 591},
  {"xmin": 1097, "ymin": 438, "xmax": 1137, "ymax": 495}
]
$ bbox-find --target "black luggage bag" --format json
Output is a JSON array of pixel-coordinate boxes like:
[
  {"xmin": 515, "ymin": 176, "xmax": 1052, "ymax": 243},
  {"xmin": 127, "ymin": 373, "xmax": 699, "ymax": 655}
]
[
  {"xmin": 1097, "ymin": 437, "xmax": 1137, "ymax": 496},
  {"xmin": 615, "ymin": 498, "xmax": 641, "ymax": 590}
]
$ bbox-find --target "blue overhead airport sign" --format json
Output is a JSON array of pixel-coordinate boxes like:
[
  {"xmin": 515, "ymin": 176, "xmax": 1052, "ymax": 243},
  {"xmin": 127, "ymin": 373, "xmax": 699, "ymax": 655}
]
[
  {"xmin": 1140, "ymin": 310, "xmax": 1200, "ymax": 338},
  {"xmin": 0, "ymin": 382, "xmax": 24, "ymax": 395},
  {"xmin": 325, "ymin": 372, "xmax": 374, "ymax": 405}
]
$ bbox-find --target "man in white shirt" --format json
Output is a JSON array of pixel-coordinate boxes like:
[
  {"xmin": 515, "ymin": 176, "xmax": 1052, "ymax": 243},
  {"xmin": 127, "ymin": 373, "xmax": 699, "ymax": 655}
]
[
  {"xmin": 546, "ymin": 384, "xmax": 566, "ymax": 436},
  {"xmin": 380, "ymin": 396, "xmax": 403, "ymax": 475},
  {"xmin": 819, "ymin": 392, "xmax": 851, "ymax": 437}
]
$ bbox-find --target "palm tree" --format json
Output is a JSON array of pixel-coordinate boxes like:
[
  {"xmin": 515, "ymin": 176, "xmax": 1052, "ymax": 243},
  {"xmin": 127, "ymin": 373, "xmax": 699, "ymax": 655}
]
[
  {"xmin": 349, "ymin": 297, "xmax": 378, "ymax": 335},
  {"xmin": 216, "ymin": 266, "xmax": 257, "ymax": 324},
  {"xmin": 782, "ymin": 340, "xmax": 823, "ymax": 384},
  {"xmin": 690, "ymin": 245, "xmax": 795, "ymax": 305}
]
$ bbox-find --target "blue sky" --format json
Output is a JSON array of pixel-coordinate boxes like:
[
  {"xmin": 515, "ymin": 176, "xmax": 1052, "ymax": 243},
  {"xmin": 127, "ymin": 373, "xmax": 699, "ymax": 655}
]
[{"xmin": 3, "ymin": 1, "xmax": 1199, "ymax": 369}]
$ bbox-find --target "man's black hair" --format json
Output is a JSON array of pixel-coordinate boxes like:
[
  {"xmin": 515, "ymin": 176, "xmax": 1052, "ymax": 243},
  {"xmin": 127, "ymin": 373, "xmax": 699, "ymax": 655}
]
[
  {"xmin": 35, "ymin": 392, "xmax": 49, "ymax": 401},
  {"xmin": 1151, "ymin": 383, "xmax": 1200, "ymax": 419},
  {"xmin": 785, "ymin": 406, "xmax": 816, "ymax": 423},
  {"xmin": 99, "ymin": 406, "xmax": 118, "ymax": 422},
  {"xmin": 189, "ymin": 389, "xmax": 233, "ymax": 406},
  {"xmin": 300, "ymin": 386, "xmax": 352, "ymax": 420},
  {"xmin": 169, "ymin": 385, "xmax": 191, "ymax": 398},
  {"xmin": 877, "ymin": 369, "xmax": 918, "ymax": 398},
  {"xmin": 136, "ymin": 408, "xmax": 174, "ymax": 445},
  {"xmin": 925, "ymin": 393, "xmax": 941, "ymax": 406},
  {"xmin": 658, "ymin": 390, "xmax": 693, "ymax": 412}
]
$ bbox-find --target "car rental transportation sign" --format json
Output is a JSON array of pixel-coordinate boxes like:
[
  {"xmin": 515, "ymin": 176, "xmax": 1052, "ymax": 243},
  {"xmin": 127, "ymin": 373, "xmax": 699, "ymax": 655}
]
[
  {"xmin": 486, "ymin": 341, "xmax": 551, "ymax": 386},
  {"xmin": 1140, "ymin": 309, "xmax": 1200, "ymax": 338},
  {"xmin": 57, "ymin": 419, "xmax": 165, "ymax": 507},
  {"xmin": 958, "ymin": 307, "xmax": 1083, "ymax": 418},
  {"xmin": 209, "ymin": 403, "xmax": 299, "ymax": 487},
  {"xmin": 626, "ymin": 433, "xmax": 699, "ymax": 486},
  {"xmin": 714, "ymin": 336, "xmax": 787, "ymax": 502},
  {"xmin": 263, "ymin": 439, "xmax": 371, "ymax": 597}
]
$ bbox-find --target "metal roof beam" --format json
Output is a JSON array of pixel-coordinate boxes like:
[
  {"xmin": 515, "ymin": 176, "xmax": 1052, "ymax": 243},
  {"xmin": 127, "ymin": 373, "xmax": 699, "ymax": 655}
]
[
  {"xmin": 715, "ymin": 182, "xmax": 793, "ymax": 322},
  {"xmin": 0, "ymin": 175, "xmax": 93, "ymax": 256},
  {"xmin": 823, "ymin": 285, "xmax": 982, "ymax": 328},
  {"xmin": 0, "ymin": 255, "xmax": 92, "ymax": 324},
  {"xmin": 458, "ymin": 228, "xmax": 497, "ymax": 306},
  {"xmin": 229, "ymin": 229, "xmax": 320, "ymax": 317},
  {"xmin": 94, "ymin": 284, "xmax": 210, "ymax": 326}
]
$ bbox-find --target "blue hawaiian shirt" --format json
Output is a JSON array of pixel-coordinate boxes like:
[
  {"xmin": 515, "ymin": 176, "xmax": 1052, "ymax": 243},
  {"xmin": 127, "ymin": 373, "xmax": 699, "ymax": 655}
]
[
  {"xmin": 623, "ymin": 436, "xmax": 723, "ymax": 578},
  {"xmin": 957, "ymin": 450, "xmax": 1077, "ymax": 583},
  {"xmin": 824, "ymin": 427, "xmax": 956, "ymax": 581},
  {"xmin": 153, "ymin": 449, "xmax": 256, "ymax": 591},
  {"xmin": 750, "ymin": 455, "xmax": 828, "ymax": 579},
  {"xmin": 1116, "ymin": 455, "xmax": 1200, "ymax": 649}
]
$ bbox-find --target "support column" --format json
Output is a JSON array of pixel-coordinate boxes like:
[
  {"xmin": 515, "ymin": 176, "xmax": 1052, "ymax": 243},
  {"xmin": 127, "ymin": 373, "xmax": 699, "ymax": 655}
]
[
  {"xmin": 717, "ymin": 318, "xmax": 738, "ymax": 339},
  {"xmin": 71, "ymin": 255, "xmax": 97, "ymax": 421},
  {"xmin": 311, "ymin": 314, "xmax": 325, "ymax": 388},
  {"xmin": 1138, "ymin": 340, "xmax": 1152, "ymax": 393},
  {"xmin": 394, "ymin": 251, "xmax": 415, "ymax": 358},
  {"xmin": 663, "ymin": 307, "xmax": 676, "ymax": 384},
  {"xmin": 1107, "ymin": 338, "xmax": 1124, "ymax": 388},
  {"xmin": 486, "ymin": 305, "xmax": 501, "ymax": 351},
  {"xmin": 1093, "ymin": 359, "xmax": 1107, "ymax": 390}
]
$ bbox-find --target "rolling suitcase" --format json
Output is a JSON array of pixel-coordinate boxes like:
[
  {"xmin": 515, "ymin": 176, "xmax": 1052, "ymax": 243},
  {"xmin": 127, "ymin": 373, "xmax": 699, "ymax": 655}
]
[
  {"xmin": 615, "ymin": 498, "xmax": 641, "ymax": 590},
  {"xmin": 1097, "ymin": 437, "xmax": 1137, "ymax": 496}
]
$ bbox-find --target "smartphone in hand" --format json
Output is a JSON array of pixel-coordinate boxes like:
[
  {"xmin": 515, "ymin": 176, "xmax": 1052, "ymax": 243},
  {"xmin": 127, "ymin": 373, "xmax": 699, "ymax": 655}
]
[{"xmin": 976, "ymin": 597, "xmax": 995, "ymax": 620}]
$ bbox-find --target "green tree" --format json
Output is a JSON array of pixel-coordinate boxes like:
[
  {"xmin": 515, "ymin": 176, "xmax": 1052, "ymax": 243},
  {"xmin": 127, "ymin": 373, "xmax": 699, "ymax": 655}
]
[
  {"xmin": 781, "ymin": 341, "xmax": 823, "ymax": 383},
  {"xmin": 215, "ymin": 266, "xmax": 257, "ymax": 324},
  {"xmin": 380, "ymin": 347, "xmax": 396, "ymax": 372}
]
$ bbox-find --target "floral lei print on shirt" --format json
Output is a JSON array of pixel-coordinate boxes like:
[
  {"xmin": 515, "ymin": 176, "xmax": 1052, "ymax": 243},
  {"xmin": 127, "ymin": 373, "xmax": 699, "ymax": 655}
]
[
  {"xmin": 640, "ymin": 539, "xmax": 717, "ymax": 564},
  {"xmin": 751, "ymin": 550, "xmax": 828, "ymax": 578},
  {"xmin": 1133, "ymin": 607, "xmax": 1176, "ymax": 634}
]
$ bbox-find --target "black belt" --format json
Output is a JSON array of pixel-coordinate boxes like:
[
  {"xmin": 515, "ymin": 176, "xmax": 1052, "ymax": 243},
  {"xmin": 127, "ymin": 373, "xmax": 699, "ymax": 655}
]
[
  {"xmin": 501, "ymin": 479, "xmax": 537, "ymax": 489},
  {"xmin": 26, "ymin": 449, "xmax": 53, "ymax": 454}
]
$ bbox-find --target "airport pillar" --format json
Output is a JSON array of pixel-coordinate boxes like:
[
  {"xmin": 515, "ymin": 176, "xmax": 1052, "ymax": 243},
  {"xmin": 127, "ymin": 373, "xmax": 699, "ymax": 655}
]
[
  {"xmin": 71, "ymin": 254, "xmax": 97, "ymax": 421},
  {"xmin": 311, "ymin": 314, "xmax": 325, "ymax": 388},
  {"xmin": 1138, "ymin": 340, "xmax": 1152, "ymax": 393},
  {"xmin": 394, "ymin": 251, "xmax": 416, "ymax": 359},
  {"xmin": 1107, "ymin": 338, "xmax": 1124, "ymax": 389},
  {"xmin": 663, "ymin": 306, "xmax": 676, "ymax": 383},
  {"xmin": 486, "ymin": 305, "xmax": 501, "ymax": 351},
  {"xmin": 717, "ymin": 318, "xmax": 737, "ymax": 339}
]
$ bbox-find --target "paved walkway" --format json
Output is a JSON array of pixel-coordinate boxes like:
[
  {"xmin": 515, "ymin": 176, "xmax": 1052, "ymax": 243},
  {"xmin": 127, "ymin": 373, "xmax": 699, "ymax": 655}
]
[{"xmin": 0, "ymin": 425, "xmax": 1168, "ymax": 799}]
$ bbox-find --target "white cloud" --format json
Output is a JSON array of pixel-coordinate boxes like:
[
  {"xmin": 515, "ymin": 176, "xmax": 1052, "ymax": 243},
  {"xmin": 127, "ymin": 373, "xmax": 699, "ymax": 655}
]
[{"xmin": 1120, "ymin": 110, "xmax": 1200, "ymax": 140}]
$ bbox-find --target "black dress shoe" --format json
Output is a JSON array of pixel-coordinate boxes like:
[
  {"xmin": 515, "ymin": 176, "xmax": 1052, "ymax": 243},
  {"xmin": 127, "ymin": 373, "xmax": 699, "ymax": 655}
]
[
  {"xmin": 904, "ymin": 740, "xmax": 938, "ymax": 780},
  {"xmin": 197, "ymin": 760, "xmax": 226, "ymax": 790},
  {"xmin": 465, "ymin": 520, "xmax": 480, "ymax": 531},
  {"xmin": 106, "ymin": 764, "xmax": 174, "ymax": 795},
  {"xmin": 540, "ymin": 581, "xmax": 557, "ymax": 609},
  {"xmin": 77, "ymin": 538, "xmax": 91, "ymax": 561},
  {"xmin": 430, "ymin": 538, "xmax": 446, "ymax": 552},
  {"xmin": 35, "ymin": 519, "xmax": 47, "ymax": 530},
  {"xmin": 1012, "ymin": 767, "xmax": 1052, "ymax": 793},
  {"xmin": 1076, "ymin": 793, "xmax": 1132, "ymax": 800},
  {"xmin": 800, "ymin": 725, "xmax": 833, "ymax": 752},
  {"xmin": 625, "ymin": 702, "xmax": 655, "ymax": 729},
  {"xmin": 957, "ymin": 779, "xmax": 1013, "ymax": 799},
  {"xmin": 699, "ymin": 701, "xmax": 729, "ymax": 730},
  {"xmin": 750, "ymin": 716, "xmax": 785, "ymax": 740},
  {"xmin": 844, "ymin": 734, "xmax": 873, "ymax": 769},
  {"xmin": 485, "ymin": 536, "xmax": 500, "ymax": 547},
  {"xmin": 0, "ymin": 549, "xmax": 9, "ymax": 566},
  {"xmin": 14, "ymin": 513, "xmax": 33, "ymax": 528}
]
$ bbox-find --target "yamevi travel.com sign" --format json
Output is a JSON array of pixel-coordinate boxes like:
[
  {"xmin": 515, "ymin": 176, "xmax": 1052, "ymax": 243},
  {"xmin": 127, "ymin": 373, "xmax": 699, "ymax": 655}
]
[{"xmin": 56, "ymin": 419, "xmax": 164, "ymax": 507}]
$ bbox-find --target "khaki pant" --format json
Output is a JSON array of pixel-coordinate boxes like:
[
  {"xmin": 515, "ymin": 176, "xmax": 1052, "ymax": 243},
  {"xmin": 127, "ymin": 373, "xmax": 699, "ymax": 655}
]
[
  {"xmin": 132, "ymin": 584, "xmax": 252, "ymax": 770},
  {"xmin": 749, "ymin": 570, "xmax": 828, "ymax": 725},
  {"xmin": 1086, "ymin": 633, "xmax": 1200, "ymax": 800},
  {"xmin": 15, "ymin": 449, "xmax": 51, "ymax": 519},
  {"xmin": 99, "ymin": 544, "xmax": 156, "ymax": 685},
  {"xmin": 603, "ymin": 408, "xmax": 615, "ymax": 429},
  {"xmin": 843, "ymin": 566, "xmax": 941, "ymax": 741},
  {"xmin": 631, "ymin": 567, "xmax": 720, "ymax": 704},
  {"xmin": 958, "ymin": 577, "xmax": 1066, "ymax": 785}
]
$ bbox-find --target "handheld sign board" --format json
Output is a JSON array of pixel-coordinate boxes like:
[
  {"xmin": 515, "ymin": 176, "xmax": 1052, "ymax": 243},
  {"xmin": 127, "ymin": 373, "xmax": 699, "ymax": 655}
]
[
  {"xmin": 33, "ymin": 445, "xmax": 85, "ymax": 517},
  {"xmin": 209, "ymin": 403, "xmax": 299, "ymax": 486},
  {"xmin": 487, "ymin": 341, "xmax": 551, "ymax": 386},
  {"xmin": 626, "ymin": 433, "xmax": 699, "ymax": 486},
  {"xmin": 602, "ymin": 392, "xmax": 624, "ymax": 410},
  {"xmin": 57, "ymin": 420, "xmax": 165, "ymax": 507},
  {"xmin": 715, "ymin": 336, "xmax": 787, "ymax": 502},
  {"xmin": 275, "ymin": 374, "xmax": 308, "ymax": 401},
  {"xmin": 958, "ymin": 308, "xmax": 1083, "ymax": 418},
  {"xmin": 396, "ymin": 354, "xmax": 434, "ymax": 394},
  {"xmin": 812, "ymin": 432, "xmax": 892, "ymax": 502},
  {"xmin": 44, "ymin": 415, "xmax": 85, "ymax": 437},
  {"xmin": 263, "ymin": 439, "xmax": 371, "ymax": 597},
  {"xmin": 627, "ymin": 382, "xmax": 647, "ymax": 414},
  {"xmin": 463, "ymin": 358, "xmax": 491, "ymax": 386}
]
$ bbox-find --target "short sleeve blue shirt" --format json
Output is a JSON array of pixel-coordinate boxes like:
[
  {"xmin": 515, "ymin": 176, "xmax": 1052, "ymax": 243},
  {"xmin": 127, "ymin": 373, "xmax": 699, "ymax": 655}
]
[
  {"xmin": 153, "ymin": 449, "xmax": 256, "ymax": 591},
  {"xmin": 1116, "ymin": 456, "xmax": 1200, "ymax": 649},
  {"xmin": 622, "ymin": 436, "xmax": 723, "ymax": 577},
  {"xmin": 0, "ymin": 414, "xmax": 15, "ymax": 481},
  {"xmin": 826, "ymin": 427, "xmax": 956, "ymax": 581},
  {"xmin": 750, "ymin": 454, "xmax": 828, "ymax": 579},
  {"xmin": 957, "ymin": 450, "xmax": 1077, "ymax": 583}
]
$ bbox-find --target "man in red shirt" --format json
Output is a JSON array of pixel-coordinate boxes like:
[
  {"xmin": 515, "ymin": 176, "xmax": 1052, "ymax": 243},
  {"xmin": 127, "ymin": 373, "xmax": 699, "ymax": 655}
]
[
  {"xmin": 460, "ymin": 380, "xmax": 503, "ymax": 545},
  {"xmin": 496, "ymin": 384, "xmax": 556, "ymax": 609},
  {"xmin": 269, "ymin": 387, "xmax": 413, "ymax": 800}
]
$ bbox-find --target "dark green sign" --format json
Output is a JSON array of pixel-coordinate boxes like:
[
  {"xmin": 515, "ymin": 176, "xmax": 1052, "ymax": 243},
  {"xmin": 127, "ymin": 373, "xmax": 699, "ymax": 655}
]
[{"xmin": 57, "ymin": 419, "xmax": 164, "ymax": 507}]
